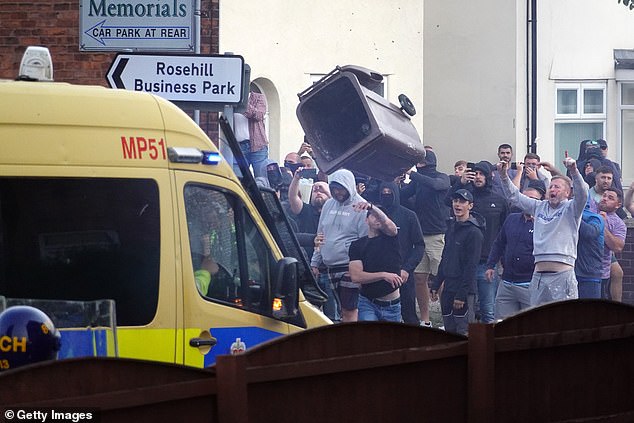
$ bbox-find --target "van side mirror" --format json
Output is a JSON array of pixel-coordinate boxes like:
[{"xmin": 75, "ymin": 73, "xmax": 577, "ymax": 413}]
[{"xmin": 271, "ymin": 257, "xmax": 299, "ymax": 319}]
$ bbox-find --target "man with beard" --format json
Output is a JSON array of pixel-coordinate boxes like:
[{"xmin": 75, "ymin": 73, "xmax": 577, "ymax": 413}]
[
  {"xmin": 311, "ymin": 169, "xmax": 369, "ymax": 322},
  {"xmin": 378, "ymin": 182, "xmax": 425, "ymax": 325},
  {"xmin": 588, "ymin": 166, "xmax": 616, "ymax": 209},
  {"xmin": 430, "ymin": 189, "xmax": 484, "ymax": 335},
  {"xmin": 587, "ymin": 166, "xmax": 625, "ymax": 300},
  {"xmin": 491, "ymin": 143, "xmax": 518, "ymax": 196},
  {"xmin": 597, "ymin": 188, "xmax": 627, "ymax": 300},
  {"xmin": 400, "ymin": 150, "xmax": 450, "ymax": 327},
  {"xmin": 288, "ymin": 168, "xmax": 336, "ymax": 319},
  {"xmin": 447, "ymin": 161, "xmax": 508, "ymax": 323},
  {"xmin": 497, "ymin": 157, "xmax": 588, "ymax": 306}
]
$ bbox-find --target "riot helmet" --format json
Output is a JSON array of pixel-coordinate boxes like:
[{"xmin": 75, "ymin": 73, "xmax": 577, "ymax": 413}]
[{"xmin": 0, "ymin": 306, "xmax": 61, "ymax": 371}]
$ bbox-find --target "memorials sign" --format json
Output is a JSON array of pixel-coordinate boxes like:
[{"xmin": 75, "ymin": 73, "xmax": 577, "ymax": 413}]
[{"xmin": 80, "ymin": 0, "xmax": 196, "ymax": 52}]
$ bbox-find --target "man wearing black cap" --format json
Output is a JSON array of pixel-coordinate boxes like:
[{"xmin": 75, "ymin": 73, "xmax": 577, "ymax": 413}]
[
  {"xmin": 447, "ymin": 160, "xmax": 508, "ymax": 323},
  {"xmin": 430, "ymin": 189, "xmax": 484, "ymax": 335}
]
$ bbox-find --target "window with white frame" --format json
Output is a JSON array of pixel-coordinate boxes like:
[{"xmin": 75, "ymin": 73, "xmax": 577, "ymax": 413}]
[
  {"xmin": 554, "ymin": 82, "xmax": 606, "ymax": 170},
  {"xmin": 619, "ymin": 82, "xmax": 634, "ymax": 182}
]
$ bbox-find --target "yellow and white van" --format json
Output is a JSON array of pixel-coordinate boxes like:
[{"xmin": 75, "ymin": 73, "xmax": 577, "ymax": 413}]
[{"xmin": 0, "ymin": 79, "xmax": 329, "ymax": 368}]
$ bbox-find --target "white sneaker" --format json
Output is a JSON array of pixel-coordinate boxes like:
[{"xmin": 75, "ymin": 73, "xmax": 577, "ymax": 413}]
[{"xmin": 420, "ymin": 321, "xmax": 432, "ymax": 328}]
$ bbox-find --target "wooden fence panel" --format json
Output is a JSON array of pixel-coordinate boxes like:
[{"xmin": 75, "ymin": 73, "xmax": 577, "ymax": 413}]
[
  {"xmin": 491, "ymin": 300, "xmax": 634, "ymax": 423},
  {"xmin": 1, "ymin": 301, "xmax": 631, "ymax": 423},
  {"xmin": 215, "ymin": 322, "xmax": 469, "ymax": 423},
  {"xmin": 0, "ymin": 357, "xmax": 218, "ymax": 423}
]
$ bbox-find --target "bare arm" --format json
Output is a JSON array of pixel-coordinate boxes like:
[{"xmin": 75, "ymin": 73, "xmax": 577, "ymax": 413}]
[
  {"xmin": 352, "ymin": 202, "xmax": 398, "ymax": 236},
  {"xmin": 349, "ymin": 260, "xmax": 403, "ymax": 287},
  {"xmin": 600, "ymin": 212, "xmax": 626, "ymax": 253},
  {"xmin": 287, "ymin": 168, "xmax": 305, "ymax": 215},
  {"xmin": 511, "ymin": 162, "xmax": 524, "ymax": 189}
]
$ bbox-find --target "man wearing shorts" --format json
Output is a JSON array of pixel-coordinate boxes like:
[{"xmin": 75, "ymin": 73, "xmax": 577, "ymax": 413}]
[
  {"xmin": 400, "ymin": 150, "xmax": 451, "ymax": 327},
  {"xmin": 311, "ymin": 169, "xmax": 368, "ymax": 322}
]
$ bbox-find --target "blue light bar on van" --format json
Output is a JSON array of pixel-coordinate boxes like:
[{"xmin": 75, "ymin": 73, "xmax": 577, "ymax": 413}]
[
  {"xmin": 201, "ymin": 151, "xmax": 221, "ymax": 165},
  {"xmin": 167, "ymin": 147, "xmax": 203, "ymax": 163}
]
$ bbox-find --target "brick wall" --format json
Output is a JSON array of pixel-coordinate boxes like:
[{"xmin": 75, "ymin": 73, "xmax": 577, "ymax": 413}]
[
  {"xmin": 618, "ymin": 220, "xmax": 634, "ymax": 305},
  {"xmin": 0, "ymin": 1, "xmax": 220, "ymax": 138}
]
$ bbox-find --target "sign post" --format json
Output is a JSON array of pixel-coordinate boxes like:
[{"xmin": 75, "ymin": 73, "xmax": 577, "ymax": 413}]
[{"xmin": 106, "ymin": 53, "xmax": 245, "ymax": 108}]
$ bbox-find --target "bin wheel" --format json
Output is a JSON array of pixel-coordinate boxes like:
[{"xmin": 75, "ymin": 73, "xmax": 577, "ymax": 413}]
[{"xmin": 398, "ymin": 94, "xmax": 416, "ymax": 117}]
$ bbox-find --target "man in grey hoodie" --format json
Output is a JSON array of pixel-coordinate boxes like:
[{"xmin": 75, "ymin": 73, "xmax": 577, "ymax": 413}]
[
  {"xmin": 497, "ymin": 157, "xmax": 588, "ymax": 306},
  {"xmin": 311, "ymin": 169, "xmax": 369, "ymax": 322}
]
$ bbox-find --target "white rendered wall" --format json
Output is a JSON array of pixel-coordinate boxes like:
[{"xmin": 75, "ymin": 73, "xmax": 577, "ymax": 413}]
[{"xmin": 219, "ymin": 0, "xmax": 424, "ymax": 165}]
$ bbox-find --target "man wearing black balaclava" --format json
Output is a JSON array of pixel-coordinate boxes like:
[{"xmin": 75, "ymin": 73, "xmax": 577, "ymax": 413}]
[
  {"xmin": 379, "ymin": 182, "xmax": 425, "ymax": 325},
  {"xmin": 400, "ymin": 150, "xmax": 451, "ymax": 327}
]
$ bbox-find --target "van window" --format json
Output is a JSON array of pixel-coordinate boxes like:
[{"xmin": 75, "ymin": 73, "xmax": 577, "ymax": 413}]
[
  {"xmin": 0, "ymin": 178, "xmax": 160, "ymax": 326},
  {"xmin": 185, "ymin": 185, "xmax": 275, "ymax": 315}
]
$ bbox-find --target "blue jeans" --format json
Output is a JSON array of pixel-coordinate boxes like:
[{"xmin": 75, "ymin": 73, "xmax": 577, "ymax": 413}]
[
  {"xmin": 358, "ymin": 295, "xmax": 401, "ymax": 322},
  {"xmin": 317, "ymin": 272, "xmax": 340, "ymax": 322},
  {"xmin": 237, "ymin": 141, "xmax": 269, "ymax": 178},
  {"xmin": 476, "ymin": 263, "xmax": 499, "ymax": 323},
  {"xmin": 578, "ymin": 280, "xmax": 601, "ymax": 299}
]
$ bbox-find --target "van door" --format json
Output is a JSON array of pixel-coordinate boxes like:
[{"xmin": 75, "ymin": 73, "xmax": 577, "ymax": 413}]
[{"xmin": 174, "ymin": 173, "xmax": 291, "ymax": 367}]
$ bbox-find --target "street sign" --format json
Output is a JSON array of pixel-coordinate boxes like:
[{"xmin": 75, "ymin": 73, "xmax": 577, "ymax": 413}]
[
  {"xmin": 106, "ymin": 53, "xmax": 245, "ymax": 105},
  {"xmin": 79, "ymin": 0, "xmax": 196, "ymax": 52}
]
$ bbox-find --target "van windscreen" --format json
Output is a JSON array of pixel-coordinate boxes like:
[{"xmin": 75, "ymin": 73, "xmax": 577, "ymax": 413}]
[{"xmin": 0, "ymin": 177, "xmax": 160, "ymax": 326}]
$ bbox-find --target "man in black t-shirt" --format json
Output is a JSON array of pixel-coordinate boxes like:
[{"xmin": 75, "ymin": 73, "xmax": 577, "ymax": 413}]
[{"xmin": 348, "ymin": 204, "xmax": 403, "ymax": 322}]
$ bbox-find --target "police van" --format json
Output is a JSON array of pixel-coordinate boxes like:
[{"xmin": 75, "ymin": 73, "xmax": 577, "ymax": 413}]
[{"xmin": 0, "ymin": 55, "xmax": 329, "ymax": 368}]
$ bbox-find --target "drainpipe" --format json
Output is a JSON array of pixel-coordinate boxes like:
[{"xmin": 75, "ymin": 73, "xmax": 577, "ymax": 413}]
[
  {"xmin": 526, "ymin": 0, "xmax": 530, "ymax": 153},
  {"xmin": 529, "ymin": 0, "xmax": 538, "ymax": 154}
]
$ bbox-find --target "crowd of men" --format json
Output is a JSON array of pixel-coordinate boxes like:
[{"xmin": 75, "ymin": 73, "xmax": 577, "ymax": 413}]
[{"xmin": 250, "ymin": 140, "xmax": 633, "ymax": 335}]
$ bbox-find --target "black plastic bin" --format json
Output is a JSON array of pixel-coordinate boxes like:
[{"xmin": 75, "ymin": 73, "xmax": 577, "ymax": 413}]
[{"xmin": 296, "ymin": 66, "xmax": 425, "ymax": 181}]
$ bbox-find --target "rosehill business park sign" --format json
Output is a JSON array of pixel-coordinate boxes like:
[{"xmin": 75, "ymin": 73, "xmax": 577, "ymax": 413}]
[
  {"xmin": 80, "ymin": 0, "xmax": 196, "ymax": 52},
  {"xmin": 106, "ymin": 53, "xmax": 245, "ymax": 106}
]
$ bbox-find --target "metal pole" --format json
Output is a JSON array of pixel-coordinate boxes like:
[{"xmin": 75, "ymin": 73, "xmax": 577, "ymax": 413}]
[
  {"xmin": 194, "ymin": 0, "xmax": 201, "ymax": 126},
  {"xmin": 530, "ymin": 0, "xmax": 538, "ymax": 153}
]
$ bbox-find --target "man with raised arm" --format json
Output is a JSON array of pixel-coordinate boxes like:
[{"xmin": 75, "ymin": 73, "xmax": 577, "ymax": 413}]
[{"xmin": 496, "ymin": 156, "xmax": 588, "ymax": 306}]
